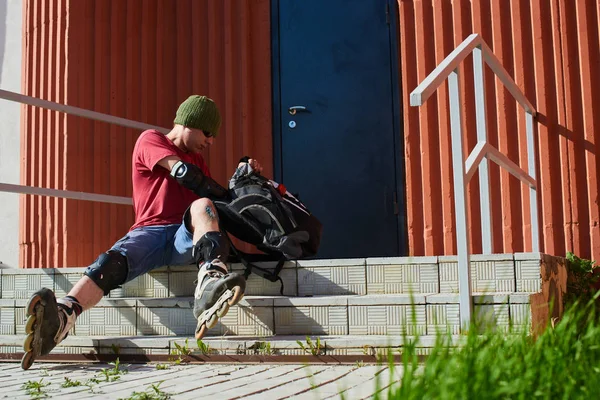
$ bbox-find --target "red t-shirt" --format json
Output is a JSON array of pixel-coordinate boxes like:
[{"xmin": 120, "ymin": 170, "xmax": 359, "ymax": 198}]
[{"xmin": 130, "ymin": 129, "xmax": 211, "ymax": 230}]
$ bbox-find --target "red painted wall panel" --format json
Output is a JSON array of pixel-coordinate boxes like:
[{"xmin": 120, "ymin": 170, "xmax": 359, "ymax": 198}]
[
  {"xmin": 20, "ymin": 0, "xmax": 600, "ymax": 266},
  {"xmin": 21, "ymin": 0, "xmax": 272, "ymax": 267},
  {"xmin": 399, "ymin": 0, "xmax": 600, "ymax": 262}
]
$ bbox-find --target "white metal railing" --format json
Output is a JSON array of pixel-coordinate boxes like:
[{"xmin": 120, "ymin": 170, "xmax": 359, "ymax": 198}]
[
  {"xmin": 410, "ymin": 33, "xmax": 539, "ymax": 330},
  {"xmin": 0, "ymin": 88, "xmax": 170, "ymax": 205}
]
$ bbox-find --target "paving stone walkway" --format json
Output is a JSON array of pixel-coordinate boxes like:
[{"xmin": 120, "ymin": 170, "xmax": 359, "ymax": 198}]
[{"xmin": 0, "ymin": 361, "xmax": 402, "ymax": 399}]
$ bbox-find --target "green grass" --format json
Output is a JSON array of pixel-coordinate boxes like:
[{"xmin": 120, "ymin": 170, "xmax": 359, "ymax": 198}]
[
  {"xmin": 120, "ymin": 381, "xmax": 172, "ymax": 400},
  {"xmin": 21, "ymin": 379, "xmax": 50, "ymax": 398},
  {"xmin": 385, "ymin": 298, "xmax": 600, "ymax": 399}
]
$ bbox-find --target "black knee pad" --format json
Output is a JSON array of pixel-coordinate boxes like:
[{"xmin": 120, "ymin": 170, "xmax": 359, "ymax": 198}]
[
  {"xmin": 192, "ymin": 231, "xmax": 230, "ymax": 264},
  {"xmin": 84, "ymin": 250, "xmax": 128, "ymax": 295}
]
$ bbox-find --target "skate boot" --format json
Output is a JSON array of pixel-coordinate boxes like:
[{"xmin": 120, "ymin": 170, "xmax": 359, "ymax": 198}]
[
  {"xmin": 21, "ymin": 288, "xmax": 77, "ymax": 370},
  {"xmin": 194, "ymin": 260, "xmax": 246, "ymax": 339}
]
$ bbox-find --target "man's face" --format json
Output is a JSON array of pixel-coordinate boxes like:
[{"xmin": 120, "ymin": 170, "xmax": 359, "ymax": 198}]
[{"xmin": 183, "ymin": 127, "xmax": 215, "ymax": 153}]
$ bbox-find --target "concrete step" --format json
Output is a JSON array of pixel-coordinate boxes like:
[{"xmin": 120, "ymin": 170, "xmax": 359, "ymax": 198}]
[
  {"xmin": 1, "ymin": 293, "xmax": 532, "ymax": 339},
  {"xmin": 0, "ymin": 333, "xmax": 463, "ymax": 357},
  {"xmin": 0, "ymin": 253, "xmax": 551, "ymax": 300}
]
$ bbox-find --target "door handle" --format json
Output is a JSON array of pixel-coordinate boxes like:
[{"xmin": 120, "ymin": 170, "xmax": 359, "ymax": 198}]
[{"xmin": 288, "ymin": 105, "xmax": 309, "ymax": 115}]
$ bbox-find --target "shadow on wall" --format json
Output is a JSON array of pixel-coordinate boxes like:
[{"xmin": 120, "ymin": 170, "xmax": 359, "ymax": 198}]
[{"xmin": 0, "ymin": 261, "xmax": 15, "ymax": 269}]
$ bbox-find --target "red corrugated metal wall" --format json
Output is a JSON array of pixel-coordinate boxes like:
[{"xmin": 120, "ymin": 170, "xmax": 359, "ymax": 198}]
[
  {"xmin": 21, "ymin": 0, "xmax": 600, "ymax": 267},
  {"xmin": 20, "ymin": 0, "xmax": 68, "ymax": 268},
  {"xmin": 399, "ymin": 0, "xmax": 600, "ymax": 262},
  {"xmin": 20, "ymin": 0, "xmax": 272, "ymax": 268}
]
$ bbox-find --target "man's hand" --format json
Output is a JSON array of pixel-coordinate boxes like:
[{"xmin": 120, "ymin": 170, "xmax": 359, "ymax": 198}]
[{"xmin": 238, "ymin": 158, "xmax": 263, "ymax": 175}]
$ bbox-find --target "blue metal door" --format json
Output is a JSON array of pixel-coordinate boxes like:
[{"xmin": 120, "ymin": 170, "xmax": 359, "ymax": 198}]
[{"xmin": 273, "ymin": 0, "xmax": 404, "ymax": 258}]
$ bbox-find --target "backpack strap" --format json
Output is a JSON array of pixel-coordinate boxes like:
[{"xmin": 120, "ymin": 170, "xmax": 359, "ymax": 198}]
[{"xmin": 228, "ymin": 242, "xmax": 288, "ymax": 296}]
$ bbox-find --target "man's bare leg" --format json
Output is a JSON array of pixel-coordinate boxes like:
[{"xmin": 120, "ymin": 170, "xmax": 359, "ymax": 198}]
[
  {"xmin": 189, "ymin": 197, "xmax": 220, "ymax": 243},
  {"xmin": 67, "ymin": 276, "xmax": 104, "ymax": 311},
  {"xmin": 188, "ymin": 198, "xmax": 246, "ymax": 339}
]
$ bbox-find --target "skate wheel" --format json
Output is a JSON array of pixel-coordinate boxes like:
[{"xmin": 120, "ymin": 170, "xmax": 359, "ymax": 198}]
[
  {"xmin": 25, "ymin": 315, "xmax": 36, "ymax": 334},
  {"xmin": 227, "ymin": 286, "xmax": 244, "ymax": 307},
  {"xmin": 217, "ymin": 302, "xmax": 230, "ymax": 318},
  {"xmin": 23, "ymin": 334, "xmax": 35, "ymax": 353},
  {"xmin": 21, "ymin": 351, "xmax": 35, "ymax": 370},
  {"xmin": 26, "ymin": 294, "xmax": 42, "ymax": 316},
  {"xmin": 206, "ymin": 314, "xmax": 219, "ymax": 329},
  {"xmin": 195, "ymin": 323, "xmax": 208, "ymax": 340}
]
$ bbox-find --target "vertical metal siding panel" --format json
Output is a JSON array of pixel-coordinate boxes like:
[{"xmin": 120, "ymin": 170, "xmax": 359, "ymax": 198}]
[
  {"xmin": 109, "ymin": 1, "xmax": 127, "ymax": 248},
  {"xmin": 64, "ymin": 1, "xmax": 82, "ymax": 267},
  {"xmin": 518, "ymin": 0, "xmax": 564, "ymax": 257},
  {"xmin": 510, "ymin": 0, "xmax": 536, "ymax": 253},
  {"xmin": 491, "ymin": 0, "xmax": 523, "ymax": 253},
  {"xmin": 156, "ymin": 0, "xmax": 177, "ymax": 128},
  {"xmin": 248, "ymin": 0, "xmax": 273, "ymax": 179},
  {"xmin": 240, "ymin": 1, "xmax": 252, "ymax": 165},
  {"xmin": 551, "ymin": 0, "xmax": 574, "ymax": 256},
  {"xmin": 414, "ymin": 0, "xmax": 442, "ymax": 255},
  {"xmin": 141, "ymin": 0, "xmax": 158, "ymax": 126},
  {"xmin": 223, "ymin": 1, "xmax": 237, "ymax": 174},
  {"xmin": 125, "ymin": 0, "xmax": 141, "ymax": 198},
  {"xmin": 19, "ymin": 0, "xmax": 27, "ymax": 266},
  {"xmin": 191, "ymin": 1, "xmax": 209, "ymax": 101},
  {"xmin": 559, "ymin": 0, "xmax": 587, "ymax": 256},
  {"xmin": 175, "ymin": 0, "xmax": 192, "ymax": 106},
  {"xmin": 224, "ymin": 1, "xmax": 246, "ymax": 254},
  {"xmin": 92, "ymin": 1, "xmax": 109, "ymax": 259},
  {"xmin": 399, "ymin": 0, "xmax": 424, "ymax": 255},
  {"xmin": 64, "ymin": 1, "xmax": 78, "ymax": 267},
  {"xmin": 20, "ymin": 0, "xmax": 32, "ymax": 267},
  {"xmin": 550, "ymin": 0, "xmax": 571, "ymax": 257},
  {"xmin": 76, "ymin": 0, "xmax": 96, "ymax": 266},
  {"xmin": 472, "ymin": 0, "xmax": 503, "ymax": 254},
  {"xmin": 27, "ymin": 0, "xmax": 36, "ymax": 267},
  {"xmin": 42, "ymin": 0, "xmax": 51, "ymax": 268},
  {"xmin": 28, "ymin": 0, "xmax": 35, "ymax": 267},
  {"xmin": 36, "ymin": 0, "xmax": 44, "ymax": 267},
  {"xmin": 31, "ymin": 1, "xmax": 41, "ymax": 267},
  {"xmin": 206, "ymin": 0, "xmax": 223, "ymax": 181},
  {"xmin": 48, "ymin": 0, "xmax": 55, "ymax": 267},
  {"xmin": 433, "ymin": 1, "xmax": 457, "ymax": 255},
  {"xmin": 576, "ymin": 0, "xmax": 600, "ymax": 260},
  {"xmin": 49, "ymin": 0, "xmax": 59, "ymax": 267},
  {"xmin": 40, "ymin": 0, "xmax": 49, "ymax": 268},
  {"xmin": 47, "ymin": 0, "xmax": 55, "ymax": 267},
  {"xmin": 451, "ymin": 0, "xmax": 481, "ymax": 254},
  {"xmin": 56, "ymin": 0, "xmax": 67, "ymax": 267}
]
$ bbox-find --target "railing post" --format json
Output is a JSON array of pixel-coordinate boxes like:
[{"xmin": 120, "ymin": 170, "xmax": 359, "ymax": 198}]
[
  {"xmin": 526, "ymin": 111, "xmax": 540, "ymax": 252},
  {"xmin": 448, "ymin": 68, "xmax": 473, "ymax": 330},
  {"xmin": 473, "ymin": 46, "xmax": 493, "ymax": 254}
]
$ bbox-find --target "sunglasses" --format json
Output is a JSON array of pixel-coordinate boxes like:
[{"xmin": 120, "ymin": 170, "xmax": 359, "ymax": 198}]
[{"xmin": 202, "ymin": 130, "xmax": 215, "ymax": 138}]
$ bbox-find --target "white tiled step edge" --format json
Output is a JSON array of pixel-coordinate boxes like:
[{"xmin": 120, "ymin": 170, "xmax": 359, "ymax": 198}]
[
  {"xmin": 0, "ymin": 334, "xmax": 465, "ymax": 356},
  {"xmin": 3, "ymin": 293, "xmax": 532, "ymax": 338},
  {"xmin": 0, "ymin": 252, "xmax": 551, "ymax": 299}
]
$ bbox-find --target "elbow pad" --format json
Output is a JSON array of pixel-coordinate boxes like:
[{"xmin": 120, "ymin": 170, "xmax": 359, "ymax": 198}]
[{"xmin": 170, "ymin": 160, "xmax": 229, "ymax": 200}]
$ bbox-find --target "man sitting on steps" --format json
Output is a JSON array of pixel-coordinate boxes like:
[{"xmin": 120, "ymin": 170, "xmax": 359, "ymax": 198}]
[{"xmin": 22, "ymin": 95, "xmax": 262, "ymax": 369}]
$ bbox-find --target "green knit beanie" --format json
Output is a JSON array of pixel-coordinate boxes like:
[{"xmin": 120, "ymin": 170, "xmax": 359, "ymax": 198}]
[{"xmin": 174, "ymin": 95, "xmax": 221, "ymax": 137}]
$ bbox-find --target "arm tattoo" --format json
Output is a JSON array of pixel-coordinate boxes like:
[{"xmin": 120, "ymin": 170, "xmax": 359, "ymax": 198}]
[{"xmin": 205, "ymin": 205, "xmax": 218, "ymax": 220}]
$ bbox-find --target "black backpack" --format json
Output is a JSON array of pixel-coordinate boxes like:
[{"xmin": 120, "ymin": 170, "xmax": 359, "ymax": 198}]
[{"xmin": 214, "ymin": 165, "xmax": 322, "ymax": 294}]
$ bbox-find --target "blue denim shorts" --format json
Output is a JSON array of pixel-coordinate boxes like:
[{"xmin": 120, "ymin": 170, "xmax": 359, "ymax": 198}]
[{"xmin": 109, "ymin": 222, "xmax": 195, "ymax": 283}]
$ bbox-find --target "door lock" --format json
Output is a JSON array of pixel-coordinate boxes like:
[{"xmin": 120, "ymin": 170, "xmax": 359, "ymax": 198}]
[{"xmin": 288, "ymin": 105, "xmax": 308, "ymax": 115}]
